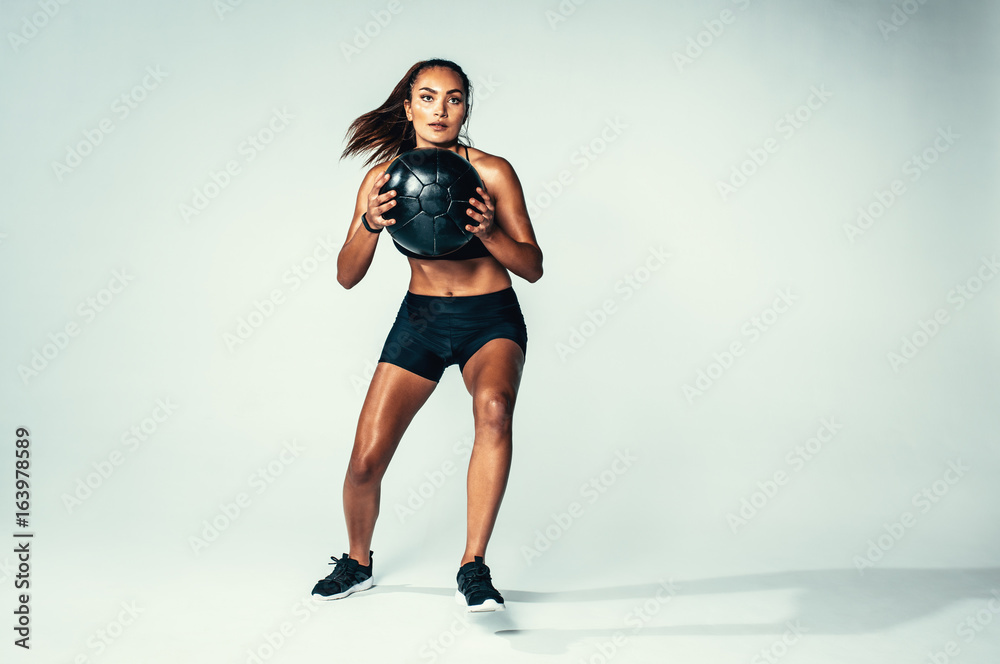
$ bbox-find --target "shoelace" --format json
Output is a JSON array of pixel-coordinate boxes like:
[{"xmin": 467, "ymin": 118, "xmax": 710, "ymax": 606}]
[
  {"xmin": 461, "ymin": 564, "xmax": 496, "ymax": 596},
  {"xmin": 319, "ymin": 554, "xmax": 358, "ymax": 584}
]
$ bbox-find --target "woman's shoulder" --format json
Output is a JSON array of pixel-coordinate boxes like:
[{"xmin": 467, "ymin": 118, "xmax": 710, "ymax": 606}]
[
  {"xmin": 367, "ymin": 158, "xmax": 395, "ymax": 176},
  {"xmin": 359, "ymin": 158, "xmax": 396, "ymax": 189},
  {"xmin": 465, "ymin": 146, "xmax": 515, "ymax": 180}
]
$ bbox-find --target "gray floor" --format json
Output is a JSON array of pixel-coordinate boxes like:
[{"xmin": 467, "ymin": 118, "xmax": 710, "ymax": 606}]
[{"xmin": 17, "ymin": 537, "xmax": 1000, "ymax": 663}]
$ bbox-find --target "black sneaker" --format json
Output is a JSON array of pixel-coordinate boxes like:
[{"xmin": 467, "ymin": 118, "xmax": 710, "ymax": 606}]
[
  {"xmin": 455, "ymin": 556, "xmax": 505, "ymax": 612},
  {"xmin": 311, "ymin": 550, "xmax": 373, "ymax": 601}
]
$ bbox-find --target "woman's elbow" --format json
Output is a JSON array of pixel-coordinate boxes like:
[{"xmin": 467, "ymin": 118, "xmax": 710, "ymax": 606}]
[
  {"xmin": 337, "ymin": 269, "xmax": 362, "ymax": 289},
  {"xmin": 529, "ymin": 249, "xmax": 543, "ymax": 282},
  {"xmin": 524, "ymin": 261, "xmax": 543, "ymax": 283},
  {"xmin": 336, "ymin": 260, "xmax": 359, "ymax": 289}
]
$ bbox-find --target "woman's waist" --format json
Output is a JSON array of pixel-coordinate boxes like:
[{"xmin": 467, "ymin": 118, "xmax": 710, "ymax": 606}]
[
  {"xmin": 405, "ymin": 264, "xmax": 513, "ymax": 299},
  {"xmin": 401, "ymin": 284, "xmax": 520, "ymax": 315}
]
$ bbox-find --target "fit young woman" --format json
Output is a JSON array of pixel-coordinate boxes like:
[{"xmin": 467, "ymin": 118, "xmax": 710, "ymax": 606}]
[{"xmin": 310, "ymin": 59, "xmax": 543, "ymax": 612}]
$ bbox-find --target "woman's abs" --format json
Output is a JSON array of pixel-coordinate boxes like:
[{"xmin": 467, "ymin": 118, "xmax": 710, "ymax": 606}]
[{"xmin": 405, "ymin": 256, "xmax": 512, "ymax": 296}]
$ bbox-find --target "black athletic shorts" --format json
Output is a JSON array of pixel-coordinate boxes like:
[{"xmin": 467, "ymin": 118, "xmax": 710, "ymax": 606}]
[{"xmin": 377, "ymin": 286, "xmax": 528, "ymax": 382}]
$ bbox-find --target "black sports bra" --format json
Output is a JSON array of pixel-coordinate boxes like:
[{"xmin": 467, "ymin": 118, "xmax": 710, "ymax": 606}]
[{"xmin": 392, "ymin": 145, "xmax": 492, "ymax": 261}]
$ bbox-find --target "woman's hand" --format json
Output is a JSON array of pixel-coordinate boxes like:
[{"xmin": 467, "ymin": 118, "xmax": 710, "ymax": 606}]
[
  {"xmin": 366, "ymin": 171, "xmax": 397, "ymax": 229},
  {"xmin": 465, "ymin": 186, "xmax": 495, "ymax": 239}
]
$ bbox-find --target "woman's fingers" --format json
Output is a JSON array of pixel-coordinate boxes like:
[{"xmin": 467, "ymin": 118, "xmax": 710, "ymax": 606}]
[
  {"xmin": 377, "ymin": 198, "xmax": 396, "ymax": 216},
  {"xmin": 369, "ymin": 172, "xmax": 394, "ymax": 199},
  {"xmin": 468, "ymin": 188, "xmax": 492, "ymax": 214}
]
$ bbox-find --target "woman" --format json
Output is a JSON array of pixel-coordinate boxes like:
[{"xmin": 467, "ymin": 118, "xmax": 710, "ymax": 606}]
[{"xmin": 311, "ymin": 58, "xmax": 542, "ymax": 613}]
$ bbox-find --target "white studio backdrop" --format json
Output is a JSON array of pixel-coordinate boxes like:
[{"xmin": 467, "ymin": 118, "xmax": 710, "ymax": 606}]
[{"xmin": 1, "ymin": 1, "xmax": 998, "ymax": 663}]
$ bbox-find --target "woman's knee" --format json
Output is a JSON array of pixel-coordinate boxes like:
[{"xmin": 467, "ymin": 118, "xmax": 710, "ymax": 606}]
[
  {"xmin": 346, "ymin": 450, "xmax": 387, "ymax": 486},
  {"xmin": 473, "ymin": 389, "xmax": 516, "ymax": 432}
]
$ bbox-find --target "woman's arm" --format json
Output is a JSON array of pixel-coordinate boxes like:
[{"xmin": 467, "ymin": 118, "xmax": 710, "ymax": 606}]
[
  {"xmin": 475, "ymin": 157, "xmax": 544, "ymax": 283},
  {"xmin": 337, "ymin": 166, "xmax": 394, "ymax": 289}
]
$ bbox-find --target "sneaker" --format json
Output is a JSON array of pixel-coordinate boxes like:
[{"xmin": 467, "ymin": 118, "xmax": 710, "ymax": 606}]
[
  {"xmin": 455, "ymin": 556, "xmax": 505, "ymax": 612},
  {"xmin": 311, "ymin": 550, "xmax": 374, "ymax": 601}
]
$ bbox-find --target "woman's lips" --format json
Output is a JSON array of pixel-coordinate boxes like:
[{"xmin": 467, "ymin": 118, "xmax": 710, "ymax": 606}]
[{"xmin": 429, "ymin": 123, "xmax": 447, "ymax": 130}]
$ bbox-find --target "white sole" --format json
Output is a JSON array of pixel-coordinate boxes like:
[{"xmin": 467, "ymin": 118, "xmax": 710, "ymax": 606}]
[
  {"xmin": 455, "ymin": 589, "xmax": 506, "ymax": 612},
  {"xmin": 313, "ymin": 576, "xmax": 373, "ymax": 601}
]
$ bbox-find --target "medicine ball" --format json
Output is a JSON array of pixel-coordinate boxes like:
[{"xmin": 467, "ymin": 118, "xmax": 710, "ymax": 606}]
[{"xmin": 379, "ymin": 147, "xmax": 485, "ymax": 257}]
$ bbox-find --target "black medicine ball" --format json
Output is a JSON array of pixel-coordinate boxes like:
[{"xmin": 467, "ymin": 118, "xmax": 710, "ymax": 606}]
[{"xmin": 379, "ymin": 147, "xmax": 485, "ymax": 257}]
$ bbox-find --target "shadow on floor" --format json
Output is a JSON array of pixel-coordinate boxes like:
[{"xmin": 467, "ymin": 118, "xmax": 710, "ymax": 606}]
[{"xmin": 375, "ymin": 567, "xmax": 1000, "ymax": 655}]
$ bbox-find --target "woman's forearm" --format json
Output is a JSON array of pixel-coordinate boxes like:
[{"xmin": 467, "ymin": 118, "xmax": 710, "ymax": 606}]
[
  {"xmin": 480, "ymin": 224, "xmax": 543, "ymax": 283},
  {"xmin": 337, "ymin": 224, "xmax": 381, "ymax": 289}
]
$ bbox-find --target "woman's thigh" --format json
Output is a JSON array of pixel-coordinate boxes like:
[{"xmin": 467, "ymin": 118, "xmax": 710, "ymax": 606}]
[
  {"xmin": 349, "ymin": 361, "xmax": 438, "ymax": 480},
  {"xmin": 461, "ymin": 338, "xmax": 525, "ymax": 424}
]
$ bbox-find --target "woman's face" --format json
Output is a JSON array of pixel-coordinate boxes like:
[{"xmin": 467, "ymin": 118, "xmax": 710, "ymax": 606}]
[{"xmin": 404, "ymin": 66, "xmax": 467, "ymax": 148}]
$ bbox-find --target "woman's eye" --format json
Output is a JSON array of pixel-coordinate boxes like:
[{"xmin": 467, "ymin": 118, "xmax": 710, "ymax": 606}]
[
  {"xmin": 450, "ymin": 98, "xmax": 462, "ymax": 104},
  {"xmin": 421, "ymin": 95, "xmax": 432, "ymax": 101}
]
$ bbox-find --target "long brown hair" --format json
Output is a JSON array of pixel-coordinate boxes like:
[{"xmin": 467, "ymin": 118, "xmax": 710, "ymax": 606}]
[{"xmin": 340, "ymin": 58, "xmax": 474, "ymax": 167}]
